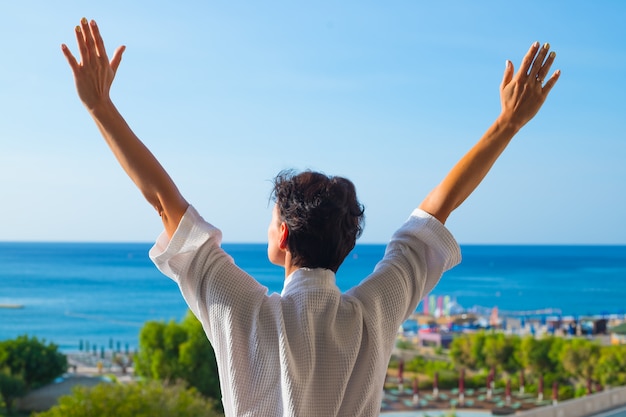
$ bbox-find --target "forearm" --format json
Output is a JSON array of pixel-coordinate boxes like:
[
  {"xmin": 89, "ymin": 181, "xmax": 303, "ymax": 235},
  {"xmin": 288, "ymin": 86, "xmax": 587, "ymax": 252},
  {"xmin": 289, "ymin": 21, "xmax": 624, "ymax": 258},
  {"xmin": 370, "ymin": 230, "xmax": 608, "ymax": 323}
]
[
  {"xmin": 89, "ymin": 99, "xmax": 188, "ymax": 236},
  {"xmin": 419, "ymin": 42, "xmax": 560, "ymax": 224},
  {"xmin": 419, "ymin": 115, "xmax": 519, "ymax": 224}
]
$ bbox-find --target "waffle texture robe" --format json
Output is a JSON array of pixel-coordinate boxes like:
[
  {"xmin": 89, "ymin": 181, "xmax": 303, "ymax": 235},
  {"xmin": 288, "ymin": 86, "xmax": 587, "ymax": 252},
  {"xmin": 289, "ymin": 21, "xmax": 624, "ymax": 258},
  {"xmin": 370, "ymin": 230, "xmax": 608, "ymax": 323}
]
[{"xmin": 150, "ymin": 205, "xmax": 461, "ymax": 417}]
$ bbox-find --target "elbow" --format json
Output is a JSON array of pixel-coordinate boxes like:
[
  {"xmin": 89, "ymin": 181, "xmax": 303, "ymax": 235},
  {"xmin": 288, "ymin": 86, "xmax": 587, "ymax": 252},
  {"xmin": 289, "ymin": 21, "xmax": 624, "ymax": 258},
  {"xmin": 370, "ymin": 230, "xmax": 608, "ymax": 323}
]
[{"xmin": 419, "ymin": 195, "xmax": 453, "ymax": 225}]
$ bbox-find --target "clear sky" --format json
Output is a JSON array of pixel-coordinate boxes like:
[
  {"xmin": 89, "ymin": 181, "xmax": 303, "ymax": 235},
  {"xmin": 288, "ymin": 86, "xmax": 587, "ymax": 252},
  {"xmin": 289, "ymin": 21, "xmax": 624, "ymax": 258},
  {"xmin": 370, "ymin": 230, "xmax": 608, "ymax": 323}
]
[{"xmin": 0, "ymin": 1, "xmax": 624, "ymax": 244}]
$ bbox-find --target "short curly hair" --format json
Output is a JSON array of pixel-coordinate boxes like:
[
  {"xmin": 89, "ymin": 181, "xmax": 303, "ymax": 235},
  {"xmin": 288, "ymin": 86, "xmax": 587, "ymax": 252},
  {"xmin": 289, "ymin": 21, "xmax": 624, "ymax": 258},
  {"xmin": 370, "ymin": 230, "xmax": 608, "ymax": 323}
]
[{"xmin": 271, "ymin": 170, "xmax": 365, "ymax": 273}]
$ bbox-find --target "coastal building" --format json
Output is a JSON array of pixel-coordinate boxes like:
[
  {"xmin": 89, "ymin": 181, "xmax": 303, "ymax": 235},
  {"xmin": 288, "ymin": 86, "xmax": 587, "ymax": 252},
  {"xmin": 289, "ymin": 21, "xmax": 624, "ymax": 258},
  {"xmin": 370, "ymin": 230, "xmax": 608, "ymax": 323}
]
[{"xmin": 610, "ymin": 322, "xmax": 626, "ymax": 345}]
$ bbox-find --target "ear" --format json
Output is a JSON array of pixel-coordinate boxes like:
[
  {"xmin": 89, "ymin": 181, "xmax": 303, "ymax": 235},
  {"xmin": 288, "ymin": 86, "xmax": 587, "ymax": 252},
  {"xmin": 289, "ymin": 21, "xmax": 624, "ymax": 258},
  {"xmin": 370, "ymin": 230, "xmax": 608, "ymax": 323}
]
[{"xmin": 279, "ymin": 222, "xmax": 289, "ymax": 250}]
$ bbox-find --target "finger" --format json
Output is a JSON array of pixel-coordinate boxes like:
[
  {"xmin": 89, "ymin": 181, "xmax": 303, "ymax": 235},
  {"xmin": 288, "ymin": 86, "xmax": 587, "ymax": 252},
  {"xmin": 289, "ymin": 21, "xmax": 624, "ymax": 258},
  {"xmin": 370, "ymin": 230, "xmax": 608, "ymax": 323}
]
[
  {"xmin": 518, "ymin": 42, "xmax": 540, "ymax": 79},
  {"xmin": 89, "ymin": 20, "xmax": 109, "ymax": 61},
  {"xmin": 500, "ymin": 60, "xmax": 514, "ymax": 91},
  {"xmin": 80, "ymin": 17, "xmax": 97, "ymax": 58},
  {"xmin": 542, "ymin": 69, "xmax": 561, "ymax": 96},
  {"xmin": 74, "ymin": 24, "xmax": 89, "ymax": 64},
  {"xmin": 110, "ymin": 45, "xmax": 126, "ymax": 73},
  {"xmin": 529, "ymin": 43, "xmax": 551, "ymax": 79},
  {"xmin": 537, "ymin": 51, "xmax": 556, "ymax": 82},
  {"xmin": 60, "ymin": 44, "xmax": 79, "ymax": 72}
]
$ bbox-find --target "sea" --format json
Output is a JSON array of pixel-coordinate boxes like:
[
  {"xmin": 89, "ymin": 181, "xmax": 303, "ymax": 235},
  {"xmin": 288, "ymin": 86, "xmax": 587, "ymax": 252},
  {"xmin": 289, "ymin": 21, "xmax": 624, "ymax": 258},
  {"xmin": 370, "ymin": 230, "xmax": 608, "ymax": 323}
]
[{"xmin": 1, "ymin": 242, "xmax": 625, "ymax": 352}]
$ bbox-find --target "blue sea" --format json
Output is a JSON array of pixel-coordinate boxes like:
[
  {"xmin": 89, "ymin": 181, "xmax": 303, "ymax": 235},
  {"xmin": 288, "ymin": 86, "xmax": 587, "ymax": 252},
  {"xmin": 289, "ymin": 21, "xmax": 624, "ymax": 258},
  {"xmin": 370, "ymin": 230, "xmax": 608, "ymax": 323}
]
[{"xmin": 1, "ymin": 242, "xmax": 625, "ymax": 352}]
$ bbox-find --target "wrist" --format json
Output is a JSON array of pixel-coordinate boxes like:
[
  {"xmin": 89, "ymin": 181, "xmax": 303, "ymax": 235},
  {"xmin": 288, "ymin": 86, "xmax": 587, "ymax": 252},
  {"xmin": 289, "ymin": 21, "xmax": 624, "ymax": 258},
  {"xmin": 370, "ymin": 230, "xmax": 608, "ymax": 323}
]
[
  {"xmin": 87, "ymin": 97, "xmax": 116, "ymax": 118},
  {"xmin": 495, "ymin": 113, "xmax": 524, "ymax": 136}
]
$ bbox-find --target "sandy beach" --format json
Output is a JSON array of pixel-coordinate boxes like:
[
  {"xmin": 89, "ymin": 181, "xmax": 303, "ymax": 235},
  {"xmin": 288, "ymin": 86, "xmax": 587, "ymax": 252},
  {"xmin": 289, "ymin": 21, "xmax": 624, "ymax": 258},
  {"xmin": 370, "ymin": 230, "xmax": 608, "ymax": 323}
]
[{"xmin": 17, "ymin": 353, "xmax": 135, "ymax": 413}]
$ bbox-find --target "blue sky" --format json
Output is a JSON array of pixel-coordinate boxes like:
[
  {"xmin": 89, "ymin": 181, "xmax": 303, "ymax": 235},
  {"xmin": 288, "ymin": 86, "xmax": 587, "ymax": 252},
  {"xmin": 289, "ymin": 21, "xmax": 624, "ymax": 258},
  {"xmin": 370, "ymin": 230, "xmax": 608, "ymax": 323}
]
[{"xmin": 0, "ymin": 1, "xmax": 624, "ymax": 244}]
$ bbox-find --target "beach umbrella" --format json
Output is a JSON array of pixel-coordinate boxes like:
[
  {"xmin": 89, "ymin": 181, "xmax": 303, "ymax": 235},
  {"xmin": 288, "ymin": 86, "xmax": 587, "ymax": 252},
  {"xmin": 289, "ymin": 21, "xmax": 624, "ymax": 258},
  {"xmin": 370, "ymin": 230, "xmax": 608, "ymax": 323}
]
[
  {"xmin": 398, "ymin": 360, "xmax": 404, "ymax": 382},
  {"xmin": 519, "ymin": 370, "xmax": 525, "ymax": 394},
  {"xmin": 552, "ymin": 381, "xmax": 558, "ymax": 404},
  {"xmin": 586, "ymin": 378, "xmax": 592, "ymax": 395},
  {"xmin": 505, "ymin": 379, "xmax": 512, "ymax": 406},
  {"xmin": 79, "ymin": 339, "xmax": 84, "ymax": 351},
  {"xmin": 412, "ymin": 378, "xmax": 420, "ymax": 407},
  {"xmin": 538, "ymin": 374, "xmax": 544, "ymax": 401},
  {"xmin": 459, "ymin": 368, "xmax": 465, "ymax": 394},
  {"xmin": 433, "ymin": 372, "xmax": 439, "ymax": 396}
]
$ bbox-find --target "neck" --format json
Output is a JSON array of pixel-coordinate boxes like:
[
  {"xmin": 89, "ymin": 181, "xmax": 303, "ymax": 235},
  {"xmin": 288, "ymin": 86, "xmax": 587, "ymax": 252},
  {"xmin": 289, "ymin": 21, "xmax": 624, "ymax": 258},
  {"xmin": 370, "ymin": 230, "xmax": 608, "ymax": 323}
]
[{"xmin": 283, "ymin": 252, "xmax": 299, "ymax": 278}]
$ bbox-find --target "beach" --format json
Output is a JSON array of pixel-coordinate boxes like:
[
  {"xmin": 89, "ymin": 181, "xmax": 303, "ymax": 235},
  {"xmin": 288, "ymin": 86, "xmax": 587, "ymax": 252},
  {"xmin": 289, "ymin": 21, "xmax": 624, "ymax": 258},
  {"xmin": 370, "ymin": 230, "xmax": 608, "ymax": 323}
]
[{"xmin": 17, "ymin": 352, "xmax": 135, "ymax": 413}]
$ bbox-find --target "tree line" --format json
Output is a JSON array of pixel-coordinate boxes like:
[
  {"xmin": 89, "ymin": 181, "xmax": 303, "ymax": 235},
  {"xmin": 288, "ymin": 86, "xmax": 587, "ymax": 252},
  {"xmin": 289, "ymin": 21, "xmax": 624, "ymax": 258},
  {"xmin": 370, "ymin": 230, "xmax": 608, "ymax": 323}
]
[{"xmin": 395, "ymin": 331, "xmax": 626, "ymax": 400}]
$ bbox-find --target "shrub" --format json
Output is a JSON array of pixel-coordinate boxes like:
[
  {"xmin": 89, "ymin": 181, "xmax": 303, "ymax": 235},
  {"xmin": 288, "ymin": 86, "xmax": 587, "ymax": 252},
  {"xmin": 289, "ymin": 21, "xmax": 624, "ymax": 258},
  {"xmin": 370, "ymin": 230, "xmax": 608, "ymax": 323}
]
[{"xmin": 33, "ymin": 381, "xmax": 221, "ymax": 417}]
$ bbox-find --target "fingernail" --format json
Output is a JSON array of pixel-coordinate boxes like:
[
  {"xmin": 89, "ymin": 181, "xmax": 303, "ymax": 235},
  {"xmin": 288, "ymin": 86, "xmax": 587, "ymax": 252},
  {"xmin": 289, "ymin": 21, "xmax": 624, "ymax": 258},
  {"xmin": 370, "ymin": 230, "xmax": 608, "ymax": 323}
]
[
  {"xmin": 81, "ymin": 17, "xmax": 88, "ymax": 25},
  {"xmin": 543, "ymin": 42, "xmax": 550, "ymax": 50},
  {"xmin": 533, "ymin": 41, "xmax": 540, "ymax": 48},
  {"xmin": 75, "ymin": 25, "xmax": 81, "ymax": 33},
  {"xmin": 549, "ymin": 51, "xmax": 556, "ymax": 58}
]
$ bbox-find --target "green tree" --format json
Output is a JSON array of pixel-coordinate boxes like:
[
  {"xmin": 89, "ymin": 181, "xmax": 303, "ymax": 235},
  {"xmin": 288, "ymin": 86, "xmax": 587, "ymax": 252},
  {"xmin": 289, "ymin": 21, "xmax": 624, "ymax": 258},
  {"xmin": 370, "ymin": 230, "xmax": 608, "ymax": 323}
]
[
  {"xmin": 560, "ymin": 338, "xmax": 600, "ymax": 384},
  {"xmin": 449, "ymin": 332, "xmax": 488, "ymax": 371},
  {"xmin": 549, "ymin": 337, "xmax": 566, "ymax": 375},
  {"xmin": 135, "ymin": 311, "xmax": 220, "ymax": 401},
  {"xmin": 449, "ymin": 334, "xmax": 473, "ymax": 369},
  {"xmin": 469, "ymin": 332, "xmax": 487, "ymax": 370},
  {"xmin": 33, "ymin": 381, "xmax": 222, "ymax": 417},
  {"xmin": 179, "ymin": 312, "xmax": 221, "ymax": 400},
  {"xmin": 520, "ymin": 336, "xmax": 551, "ymax": 374},
  {"xmin": 482, "ymin": 333, "xmax": 520, "ymax": 374},
  {"xmin": 0, "ymin": 335, "xmax": 66, "ymax": 390},
  {"xmin": 0, "ymin": 369, "xmax": 26, "ymax": 415},
  {"xmin": 594, "ymin": 345, "xmax": 626, "ymax": 387},
  {"xmin": 519, "ymin": 335, "xmax": 567, "ymax": 381}
]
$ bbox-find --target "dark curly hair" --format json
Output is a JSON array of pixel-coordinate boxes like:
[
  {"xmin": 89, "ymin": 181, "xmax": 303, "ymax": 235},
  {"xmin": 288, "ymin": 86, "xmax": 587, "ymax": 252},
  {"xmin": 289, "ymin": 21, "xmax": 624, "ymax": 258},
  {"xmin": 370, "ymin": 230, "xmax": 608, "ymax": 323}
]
[{"xmin": 271, "ymin": 170, "xmax": 365, "ymax": 273}]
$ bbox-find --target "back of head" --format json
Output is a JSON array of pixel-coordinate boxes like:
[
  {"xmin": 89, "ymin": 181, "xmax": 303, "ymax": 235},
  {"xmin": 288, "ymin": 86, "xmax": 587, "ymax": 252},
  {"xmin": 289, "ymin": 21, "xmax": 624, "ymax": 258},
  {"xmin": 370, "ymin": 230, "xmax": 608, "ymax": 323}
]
[{"xmin": 272, "ymin": 170, "xmax": 365, "ymax": 273}]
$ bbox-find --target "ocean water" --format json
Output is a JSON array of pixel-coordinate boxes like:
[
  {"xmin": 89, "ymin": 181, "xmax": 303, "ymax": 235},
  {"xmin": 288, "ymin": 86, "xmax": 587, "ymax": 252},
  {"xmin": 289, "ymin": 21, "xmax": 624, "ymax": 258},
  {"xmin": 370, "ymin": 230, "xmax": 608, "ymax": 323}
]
[{"xmin": 1, "ymin": 242, "xmax": 625, "ymax": 352}]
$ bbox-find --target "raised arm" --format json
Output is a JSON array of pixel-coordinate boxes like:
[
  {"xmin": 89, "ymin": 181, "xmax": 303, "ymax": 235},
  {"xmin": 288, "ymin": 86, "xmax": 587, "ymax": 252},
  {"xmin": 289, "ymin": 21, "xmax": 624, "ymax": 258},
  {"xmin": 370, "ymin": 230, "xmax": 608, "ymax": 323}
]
[
  {"xmin": 62, "ymin": 18, "xmax": 188, "ymax": 238},
  {"xmin": 419, "ymin": 42, "xmax": 560, "ymax": 224}
]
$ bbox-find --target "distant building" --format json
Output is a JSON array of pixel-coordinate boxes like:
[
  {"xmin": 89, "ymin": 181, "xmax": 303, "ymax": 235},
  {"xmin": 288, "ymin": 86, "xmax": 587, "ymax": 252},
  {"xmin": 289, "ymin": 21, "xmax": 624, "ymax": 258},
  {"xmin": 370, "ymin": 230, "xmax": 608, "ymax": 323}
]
[{"xmin": 610, "ymin": 322, "xmax": 626, "ymax": 345}]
